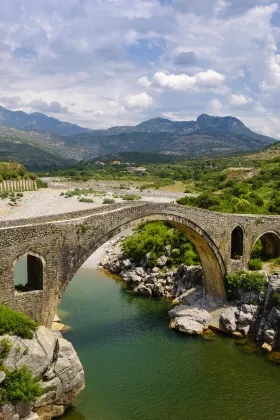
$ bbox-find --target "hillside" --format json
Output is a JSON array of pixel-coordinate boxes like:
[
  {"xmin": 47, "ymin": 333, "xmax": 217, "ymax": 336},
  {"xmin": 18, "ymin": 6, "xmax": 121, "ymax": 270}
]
[
  {"xmin": 0, "ymin": 107, "xmax": 277, "ymax": 166},
  {"xmin": 0, "ymin": 106, "xmax": 90, "ymax": 136},
  {"xmin": 0, "ymin": 127, "xmax": 72, "ymax": 170},
  {"xmin": 63, "ymin": 114, "xmax": 276, "ymax": 159}
]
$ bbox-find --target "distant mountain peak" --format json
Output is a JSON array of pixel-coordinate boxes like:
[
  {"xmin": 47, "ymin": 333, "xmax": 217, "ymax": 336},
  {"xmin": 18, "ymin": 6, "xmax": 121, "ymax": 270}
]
[{"xmin": 0, "ymin": 105, "xmax": 90, "ymax": 136}]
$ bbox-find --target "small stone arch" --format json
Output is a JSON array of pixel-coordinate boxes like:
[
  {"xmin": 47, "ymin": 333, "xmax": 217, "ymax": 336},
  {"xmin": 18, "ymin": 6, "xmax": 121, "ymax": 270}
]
[
  {"xmin": 251, "ymin": 230, "xmax": 280, "ymax": 260},
  {"xmin": 60, "ymin": 213, "xmax": 227, "ymax": 303},
  {"xmin": 231, "ymin": 225, "xmax": 244, "ymax": 259},
  {"xmin": 13, "ymin": 251, "xmax": 45, "ymax": 292}
]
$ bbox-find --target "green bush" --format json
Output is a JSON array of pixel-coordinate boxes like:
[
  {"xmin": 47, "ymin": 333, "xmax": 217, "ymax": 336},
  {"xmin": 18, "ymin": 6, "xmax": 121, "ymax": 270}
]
[
  {"xmin": 0, "ymin": 338, "xmax": 12, "ymax": 360},
  {"xmin": 103, "ymin": 198, "xmax": 116, "ymax": 204},
  {"xmin": 64, "ymin": 188, "xmax": 105, "ymax": 198},
  {"xmin": 121, "ymin": 221, "xmax": 200, "ymax": 267},
  {"xmin": 36, "ymin": 179, "xmax": 48, "ymax": 189},
  {"xmin": 0, "ymin": 305, "xmax": 38, "ymax": 339},
  {"xmin": 225, "ymin": 271, "xmax": 267, "ymax": 299},
  {"xmin": 273, "ymin": 292, "xmax": 280, "ymax": 309},
  {"xmin": 122, "ymin": 194, "xmax": 141, "ymax": 201},
  {"xmin": 79, "ymin": 197, "xmax": 94, "ymax": 203},
  {"xmin": 0, "ymin": 366, "xmax": 42, "ymax": 405},
  {"xmin": 248, "ymin": 258, "xmax": 263, "ymax": 271}
]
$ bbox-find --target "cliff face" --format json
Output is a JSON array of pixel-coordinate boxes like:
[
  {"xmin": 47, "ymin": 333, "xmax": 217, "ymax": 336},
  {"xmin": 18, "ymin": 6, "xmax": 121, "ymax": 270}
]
[{"xmin": 0, "ymin": 326, "xmax": 85, "ymax": 420}]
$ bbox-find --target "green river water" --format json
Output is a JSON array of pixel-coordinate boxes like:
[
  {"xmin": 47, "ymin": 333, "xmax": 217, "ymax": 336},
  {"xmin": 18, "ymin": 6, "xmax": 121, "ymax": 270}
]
[{"xmin": 56, "ymin": 267, "xmax": 280, "ymax": 420}]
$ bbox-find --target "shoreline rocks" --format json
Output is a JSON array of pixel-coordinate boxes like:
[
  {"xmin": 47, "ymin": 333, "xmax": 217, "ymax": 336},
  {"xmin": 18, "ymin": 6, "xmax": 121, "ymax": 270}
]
[
  {"xmin": 169, "ymin": 306, "xmax": 212, "ymax": 335},
  {"xmin": 0, "ymin": 326, "xmax": 85, "ymax": 420},
  {"xmin": 99, "ymin": 238, "xmax": 205, "ymax": 300},
  {"xmin": 100, "ymin": 238, "xmax": 280, "ymax": 350}
]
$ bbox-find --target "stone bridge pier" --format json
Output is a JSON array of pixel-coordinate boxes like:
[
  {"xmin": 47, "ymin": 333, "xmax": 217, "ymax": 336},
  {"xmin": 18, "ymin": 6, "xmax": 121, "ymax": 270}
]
[{"xmin": 0, "ymin": 202, "xmax": 279, "ymax": 328}]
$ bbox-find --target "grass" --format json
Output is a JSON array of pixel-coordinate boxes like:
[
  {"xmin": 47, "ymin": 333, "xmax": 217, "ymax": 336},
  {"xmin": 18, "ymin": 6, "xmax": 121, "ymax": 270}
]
[
  {"xmin": 63, "ymin": 188, "xmax": 106, "ymax": 198},
  {"xmin": 158, "ymin": 181, "xmax": 187, "ymax": 193},
  {"xmin": 0, "ymin": 305, "xmax": 38, "ymax": 339},
  {"xmin": 103, "ymin": 198, "xmax": 116, "ymax": 204},
  {"xmin": 0, "ymin": 366, "xmax": 42, "ymax": 405},
  {"xmin": 122, "ymin": 194, "xmax": 141, "ymax": 201}
]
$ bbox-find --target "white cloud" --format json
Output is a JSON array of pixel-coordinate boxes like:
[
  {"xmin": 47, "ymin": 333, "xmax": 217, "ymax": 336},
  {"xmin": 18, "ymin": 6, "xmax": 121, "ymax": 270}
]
[
  {"xmin": 0, "ymin": 0, "xmax": 279, "ymax": 137},
  {"xmin": 137, "ymin": 76, "xmax": 152, "ymax": 88},
  {"xmin": 228, "ymin": 94, "xmax": 253, "ymax": 106},
  {"xmin": 152, "ymin": 70, "xmax": 225, "ymax": 91},
  {"xmin": 122, "ymin": 92, "xmax": 154, "ymax": 109},
  {"xmin": 210, "ymin": 99, "xmax": 223, "ymax": 115},
  {"xmin": 28, "ymin": 100, "xmax": 69, "ymax": 114}
]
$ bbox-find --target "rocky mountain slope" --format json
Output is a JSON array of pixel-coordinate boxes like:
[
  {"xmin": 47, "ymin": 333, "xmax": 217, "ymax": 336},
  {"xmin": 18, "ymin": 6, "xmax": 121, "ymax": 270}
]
[
  {"xmin": 0, "ymin": 106, "xmax": 277, "ymax": 165},
  {"xmin": 63, "ymin": 114, "xmax": 276, "ymax": 159},
  {"xmin": 0, "ymin": 106, "xmax": 90, "ymax": 136},
  {"xmin": 0, "ymin": 125, "xmax": 83, "ymax": 170}
]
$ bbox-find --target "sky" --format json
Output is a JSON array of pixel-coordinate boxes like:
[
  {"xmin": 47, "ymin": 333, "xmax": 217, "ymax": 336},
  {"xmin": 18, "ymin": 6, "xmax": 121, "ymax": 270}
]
[{"xmin": 1, "ymin": 0, "xmax": 280, "ymax": 137}]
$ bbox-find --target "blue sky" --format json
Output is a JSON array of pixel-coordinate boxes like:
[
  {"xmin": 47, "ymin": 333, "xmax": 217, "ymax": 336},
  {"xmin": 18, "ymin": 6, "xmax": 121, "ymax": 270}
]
[{"xmin": 1, "ymin": 0, "xmax": 280, "ymax": 138}]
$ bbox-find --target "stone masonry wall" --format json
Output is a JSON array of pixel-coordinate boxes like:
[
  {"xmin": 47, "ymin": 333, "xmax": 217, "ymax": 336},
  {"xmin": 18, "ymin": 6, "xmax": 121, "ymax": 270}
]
[{"xmin": 0, "ymin": 202, "xmax": 279, "ymax": 327}]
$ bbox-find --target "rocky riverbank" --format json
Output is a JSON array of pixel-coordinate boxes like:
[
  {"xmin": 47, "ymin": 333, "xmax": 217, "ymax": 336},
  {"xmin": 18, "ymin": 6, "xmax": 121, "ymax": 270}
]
[
  {"xmin": 0, "ymin": 323, "xmax": 85, "ymax": 420},
  {"xmin": 100, "ymin": 238, "xmax": 280, "ymax": 350}
]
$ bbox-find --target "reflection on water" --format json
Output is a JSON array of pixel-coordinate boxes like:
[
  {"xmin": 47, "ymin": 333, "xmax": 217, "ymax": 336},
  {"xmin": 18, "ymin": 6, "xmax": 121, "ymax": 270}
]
[{"xmin": 60, "ymin": 268, "xmax": 280, "ymax": 420}]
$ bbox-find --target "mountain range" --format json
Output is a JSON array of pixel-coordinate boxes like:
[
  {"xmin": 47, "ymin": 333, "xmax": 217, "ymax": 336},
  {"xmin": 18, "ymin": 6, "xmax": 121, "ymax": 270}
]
[{"xmin": 0, "ymin": 105, "xmax": 277, "ymax": 169}]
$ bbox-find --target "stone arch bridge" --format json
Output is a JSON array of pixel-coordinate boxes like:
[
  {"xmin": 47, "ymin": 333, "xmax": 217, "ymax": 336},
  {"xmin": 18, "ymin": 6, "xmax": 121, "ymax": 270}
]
[{"xmin": 0, "ymin": 202, "xmax": 280, "ymax": 328}]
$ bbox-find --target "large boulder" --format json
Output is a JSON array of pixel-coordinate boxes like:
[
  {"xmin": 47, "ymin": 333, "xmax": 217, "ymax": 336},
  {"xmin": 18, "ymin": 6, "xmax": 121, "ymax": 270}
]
[
  {"xmin": 169, "ymin": 306, "xmax": 212, "ymax": 335},
  {"xmin": 172, "ymin": 288, "xmax": 197, "ymax": 306},
  {"xmin": 3, "ymin": 326, "xmax": 57, "ymax": 377},
  {"xmin": 173, "ymin": 265, "xmax": 203, "ymax": 297},
  {"xmin": 0, "ymin": 328, "xmax": 85, "ymax": 420},
  {"xmin": 221, "ymin": 307, "xmax": 237, "ymax": 332},
  {"xmin": 135, "ymin": 284, "xmax": 152, "ymax": 296}
]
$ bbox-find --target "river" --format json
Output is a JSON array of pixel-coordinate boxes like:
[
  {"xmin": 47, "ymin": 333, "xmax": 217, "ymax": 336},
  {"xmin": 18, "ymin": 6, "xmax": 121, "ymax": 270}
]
[{"xmin": 56, "ymin": 267, "xmax": 280, "ymax": 420}]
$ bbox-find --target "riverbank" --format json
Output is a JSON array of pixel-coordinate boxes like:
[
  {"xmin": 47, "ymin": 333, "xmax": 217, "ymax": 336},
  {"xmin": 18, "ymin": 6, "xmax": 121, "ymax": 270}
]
[
  {"xmin": 59, "ymin": 267, "xmax": 280, "ymax": 420},
  {"xmin": 98, "ymin": 237, "xmax": 280, "ymax": 349},
  {"xmin": 0, "ymin": 178, "xmax": 194, "ymax": 220}
]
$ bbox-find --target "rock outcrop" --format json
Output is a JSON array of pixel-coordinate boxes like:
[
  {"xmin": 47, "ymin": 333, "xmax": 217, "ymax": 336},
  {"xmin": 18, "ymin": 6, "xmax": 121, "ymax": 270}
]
[
  {"xmin": 220, "ymin": 304, "xmax": 259, "ymax": 335},
  {"xmin": 0, "ymin": 326, "xmax": 85, "ymax": 420},
  {"xmin": 169, "ymin": 306, "xmax": 212, "ymax": 335},
  {"xmin": 100, "ymin": 238, "xmax": 203, "ymax": 300},
  {"xmin": 257, "ymin": 271, "xmax": 280, "ymax": 350}
]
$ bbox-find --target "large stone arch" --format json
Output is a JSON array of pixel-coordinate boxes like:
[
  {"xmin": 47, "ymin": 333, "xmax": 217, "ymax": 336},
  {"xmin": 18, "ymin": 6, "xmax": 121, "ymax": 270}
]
[
  {"xmin": 59, "ymin": 213, "xmax": 227, "ymax": 304},
  {"xmin": 251, "ymin": 230, "xmax": 280, "ymax": 259}
]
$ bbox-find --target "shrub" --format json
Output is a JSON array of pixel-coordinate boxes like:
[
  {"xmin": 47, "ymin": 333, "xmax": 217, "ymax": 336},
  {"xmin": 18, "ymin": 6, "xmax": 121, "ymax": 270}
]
[
  {"xmin": 103, "ymin": 198, "xmax": 116, "ymax": 205},
  {"xmin": 16, "ymin": 193, "xmax": 23, "ymax": 198},
  {"xmin": 225, "ymin": 271, "xmax": 267, "ymax": 299},
  {"xmin": 0, "ymin": 338, "xmax": 12, "ymax": 360},
  {"xmin": 36, "ymin": 179, "xmax": 48, "ymax": 189},
  {"xmin": 0, "ymin": 305, "xmax": 38, "ymax": 339},
  {"xmin": 273, "ymin": 292, "xmax": 280, "ymax": 309},
  {"xmin": 79, "ymin": 198, "xmax": 94, "ymax": 203},
  {"xmin": 0, "ymin": 366, "xmax": 42, "ymax": 405},
  {"xmin": 122, "ymin": 194, "xmax": 141, "ymax": 201},
  {"xmin": 121, "ymin": 221, "xmax": 200, "ymax": 267},
  {"xmin": 248, "ymin": 258, "xmax": 263, "ymax": 271}
]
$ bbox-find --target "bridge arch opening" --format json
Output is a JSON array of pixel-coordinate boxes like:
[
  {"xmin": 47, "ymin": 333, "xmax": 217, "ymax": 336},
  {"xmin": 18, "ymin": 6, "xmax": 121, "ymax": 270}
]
[
  {"xmin": 251, "ymin": 231, "xmax": 280, "ymax": 261},
  {"xmin": 231, "ymin": 226, "xmax": 244, "ymax": 260},
  {"xmin": 59, "ymin": 213, "xmax": 227, "ymax": 319},
  {"xmin": 14, "ymin": 253, "xmax": 44, "ymax": 293}
]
